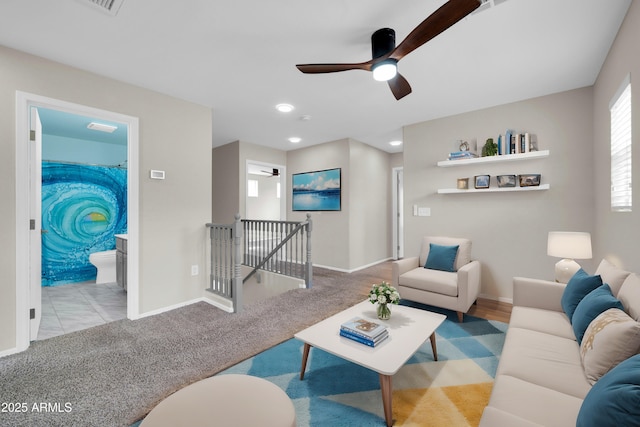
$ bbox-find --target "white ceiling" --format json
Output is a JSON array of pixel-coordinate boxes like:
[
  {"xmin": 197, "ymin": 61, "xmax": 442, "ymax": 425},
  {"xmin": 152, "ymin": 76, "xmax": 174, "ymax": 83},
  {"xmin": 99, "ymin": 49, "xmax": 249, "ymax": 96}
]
[{"xmin": 0, "ymin": 0, "xmax": 632, "ymax": 153}]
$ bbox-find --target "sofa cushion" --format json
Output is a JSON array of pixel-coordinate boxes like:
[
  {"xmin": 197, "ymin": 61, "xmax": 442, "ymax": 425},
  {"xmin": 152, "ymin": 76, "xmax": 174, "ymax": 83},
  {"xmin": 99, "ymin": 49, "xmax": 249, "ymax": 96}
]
[
  {"xmin": 595, "ymin": 258, "xmax": 631, "ymax": 296},
  {"xmin": 419, "ymin": 236, "xmax": 471, "ymax": 271},
  {"xmin": 496, "ymin": 327, "xmax": 591, "ymax": 399},
  {"xmin": 479, "ymin": 406, "xmax": 545, "ymax": 427},
  {"xmin": 577, "ymin": 354, "xmax": 640, "ymax": 427},
  {"xmin": 487, "ymin": 375, "xmax": 584, "ymax": 427},
  {"xmin": 618, "ymin": 273, "xmax": 640, "ymax": 321},
  {"xmin": 424, "ymin": 243, "xmax": 459, "ymax": 272},
  {"xmin": 580, "ymin": 308, "xmax": 640, "ymax": 384},
  {"xmin": 561, "ymin": 269, "xmax": 603, "ymax": 320},
  {"xmin": 508, "ymin": 306, "xmax": 575, "ymax": 340},
  {"xmin": 398, "ymin": 268, "xmax": 458, "ymax": 297},
  {"xmin": 572, "ymin": 284, "xmax": 624, "ymax": 343}
]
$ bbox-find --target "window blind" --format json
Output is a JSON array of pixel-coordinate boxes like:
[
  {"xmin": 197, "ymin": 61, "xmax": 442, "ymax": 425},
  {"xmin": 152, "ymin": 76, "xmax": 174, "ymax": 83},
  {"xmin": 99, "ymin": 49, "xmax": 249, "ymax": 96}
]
[{"xmin": 610, "ymin": 76, "xmax": 632, "ymax": 212}]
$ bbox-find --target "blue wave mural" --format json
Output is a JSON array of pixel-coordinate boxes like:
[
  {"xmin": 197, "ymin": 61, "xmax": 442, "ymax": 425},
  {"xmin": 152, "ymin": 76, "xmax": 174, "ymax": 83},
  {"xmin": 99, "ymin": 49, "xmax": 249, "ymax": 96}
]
[{"xmin": 42, "ymin": 162, "xmax": 127, "ymax": 286}]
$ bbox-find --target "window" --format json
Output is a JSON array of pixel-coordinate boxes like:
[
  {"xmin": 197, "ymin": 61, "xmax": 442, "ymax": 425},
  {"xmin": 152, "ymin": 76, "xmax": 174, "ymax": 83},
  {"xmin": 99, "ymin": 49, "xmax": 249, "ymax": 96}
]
[
  {"xmin": 247, "ymin": 179, "xmax": 259, "ymax": 198},
  {"xmin": 610, "ymin": 75, "xmax": 632, "ymax": 212}
]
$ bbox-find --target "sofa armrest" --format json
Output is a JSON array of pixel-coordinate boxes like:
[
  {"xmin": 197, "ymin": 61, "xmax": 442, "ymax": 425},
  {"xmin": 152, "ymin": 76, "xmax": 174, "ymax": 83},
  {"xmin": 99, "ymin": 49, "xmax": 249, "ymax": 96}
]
[
  {"xmin": 513, "ymin": 277, "xmax": 566, "ymax": 312},
  {"xmin": 457, "ymin": 260, "xmax": 481, "ymax": 309},
  {"xmin": 391, "ymin": 257, "xmax": 420, "ymax": 287}
]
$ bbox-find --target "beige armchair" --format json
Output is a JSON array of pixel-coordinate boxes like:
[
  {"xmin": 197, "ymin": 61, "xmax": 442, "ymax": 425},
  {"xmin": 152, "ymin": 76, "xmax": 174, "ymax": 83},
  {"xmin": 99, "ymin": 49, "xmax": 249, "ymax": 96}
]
[{"xmin": 392, "ymin": 236, "xmax": 481, "ymax": 322}]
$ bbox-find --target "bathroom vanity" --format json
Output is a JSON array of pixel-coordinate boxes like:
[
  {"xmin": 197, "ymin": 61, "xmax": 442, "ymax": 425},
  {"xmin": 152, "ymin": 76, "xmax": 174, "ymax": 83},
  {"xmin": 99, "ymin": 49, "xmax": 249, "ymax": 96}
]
[{"xmin": 115, "ymin": 234, "xmax": 128, "ymax": 291}]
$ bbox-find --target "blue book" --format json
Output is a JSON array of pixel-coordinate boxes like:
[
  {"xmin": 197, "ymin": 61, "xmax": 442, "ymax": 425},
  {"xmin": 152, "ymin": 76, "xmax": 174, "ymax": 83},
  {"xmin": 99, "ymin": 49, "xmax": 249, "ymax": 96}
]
[{"xmin": 340, "ymin": 329, "xmax": 388, "ymax": 347}]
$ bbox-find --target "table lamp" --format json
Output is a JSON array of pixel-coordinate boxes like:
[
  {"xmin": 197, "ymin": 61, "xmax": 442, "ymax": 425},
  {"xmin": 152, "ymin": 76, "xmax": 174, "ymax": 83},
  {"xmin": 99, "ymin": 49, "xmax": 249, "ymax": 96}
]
[{"xmin": 547, "ymin": 231, "xmax": 592, "ymax": 283}]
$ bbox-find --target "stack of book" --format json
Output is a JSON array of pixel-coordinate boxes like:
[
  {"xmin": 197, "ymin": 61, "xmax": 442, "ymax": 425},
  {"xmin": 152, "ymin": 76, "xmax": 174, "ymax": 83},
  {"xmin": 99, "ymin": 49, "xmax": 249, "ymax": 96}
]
[
  {"xmin": 339, "ymin": 317, "xmax": 389, "ymax": 347},
  {"xmin": 448, "ymin": 151, "xmax": 479, "ymax": 160}
]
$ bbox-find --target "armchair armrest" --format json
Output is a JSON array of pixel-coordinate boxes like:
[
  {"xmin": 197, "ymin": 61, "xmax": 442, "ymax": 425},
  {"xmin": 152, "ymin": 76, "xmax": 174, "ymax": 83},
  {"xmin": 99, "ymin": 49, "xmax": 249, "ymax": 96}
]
[
  {"xmin": 513, "ymin": 277, "xmax": 566, "ymax": 312},
  {"xmin": 391, "ymin": 257, "xmax": 420, "ymax": 287},
  {"xmin": 457, "ymin": 260, "xmax": 481, "ymax": 309}
]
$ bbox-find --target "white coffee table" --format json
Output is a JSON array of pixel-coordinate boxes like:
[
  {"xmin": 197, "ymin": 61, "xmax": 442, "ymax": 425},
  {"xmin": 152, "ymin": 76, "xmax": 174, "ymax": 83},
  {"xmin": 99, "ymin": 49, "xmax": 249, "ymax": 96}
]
[{"xmin": 294, "ymin": 300, "xmax": 446, "ymax": 427}]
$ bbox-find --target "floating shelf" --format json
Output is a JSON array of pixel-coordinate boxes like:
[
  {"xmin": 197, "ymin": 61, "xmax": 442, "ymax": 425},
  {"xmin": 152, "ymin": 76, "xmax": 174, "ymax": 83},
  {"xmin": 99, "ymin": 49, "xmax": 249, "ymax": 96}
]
[
  {"xmin": 437, "ymin": 150, "xmax": 550, "ymax": 167},
  {"xmin": 438, "ymin": 184, "xmax": 550, "ymax": 194}
]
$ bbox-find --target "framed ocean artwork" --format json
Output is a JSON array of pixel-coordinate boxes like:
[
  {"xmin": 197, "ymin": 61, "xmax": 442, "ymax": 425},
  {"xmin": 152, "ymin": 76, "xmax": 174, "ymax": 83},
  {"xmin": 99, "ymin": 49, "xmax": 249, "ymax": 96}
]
[{"xmin": 292, "ymin": 168, "xmax": 341, "ymax": 211}]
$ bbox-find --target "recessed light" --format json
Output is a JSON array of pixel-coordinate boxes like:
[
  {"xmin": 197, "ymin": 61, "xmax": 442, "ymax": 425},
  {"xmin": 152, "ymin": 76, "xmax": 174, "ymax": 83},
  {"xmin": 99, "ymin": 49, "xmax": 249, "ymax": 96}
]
[
  {"xmin": 288, "ymin": 137, "xmax": 302, "ymax": 143},
  {"xmin": 87, "ymin": 122, "xmax": 118, "ymax": 133},
  {"xmin": 389, "ymin": 140, "xmax": 402, "ymax": 146},
  {"xmin": 275, "ymin": 103, "xmax": 294, "ymax": 113}
]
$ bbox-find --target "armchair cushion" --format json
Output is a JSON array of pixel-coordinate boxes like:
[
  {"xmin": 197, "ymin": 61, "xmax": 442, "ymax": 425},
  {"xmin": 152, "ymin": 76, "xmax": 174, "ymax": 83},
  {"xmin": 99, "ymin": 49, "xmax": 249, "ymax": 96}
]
[
  {"xmin": 399, "ymin": 268, "xmax": 458, "ymax": 297},
  {"xmin": 419, "ymin": 236, "xmax": 471, "ymax": 271},
  {"xmin": 424, "ymin": 243, "xmax": 459, "ymax": 272}
]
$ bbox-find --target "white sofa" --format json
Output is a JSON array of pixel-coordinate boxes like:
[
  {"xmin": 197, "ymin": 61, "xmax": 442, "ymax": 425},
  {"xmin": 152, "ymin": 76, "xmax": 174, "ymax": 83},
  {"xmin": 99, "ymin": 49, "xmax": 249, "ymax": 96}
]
[
  {"xmin": 391, "ymin": 236, "xmax": 481, "ymax": 322},
  {"xmin": 479, "ymin": 259, "xmax": 640, "ymax": 426}
]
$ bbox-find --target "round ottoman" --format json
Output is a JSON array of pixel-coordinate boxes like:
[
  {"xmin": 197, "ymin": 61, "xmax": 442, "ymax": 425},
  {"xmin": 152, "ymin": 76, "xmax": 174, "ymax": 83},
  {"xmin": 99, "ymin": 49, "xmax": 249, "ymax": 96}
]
[{"xmin": 140, "ymin": 374, "xmax": 296, "ymax": 427}]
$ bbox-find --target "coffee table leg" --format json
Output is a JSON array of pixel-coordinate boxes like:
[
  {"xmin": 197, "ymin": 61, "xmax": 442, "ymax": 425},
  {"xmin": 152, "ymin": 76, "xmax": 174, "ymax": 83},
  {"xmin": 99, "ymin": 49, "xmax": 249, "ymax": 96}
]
[
  {"xmin": 379, "ymin": 374, "xmax": 393, "ymax": 427},
  {"xmin": 430, "ymin": 332, "xmax": 438, "ymax": 361},
  {"xmin": 300, "ymin": 343, "xmax": 311, "ymax": 380}
]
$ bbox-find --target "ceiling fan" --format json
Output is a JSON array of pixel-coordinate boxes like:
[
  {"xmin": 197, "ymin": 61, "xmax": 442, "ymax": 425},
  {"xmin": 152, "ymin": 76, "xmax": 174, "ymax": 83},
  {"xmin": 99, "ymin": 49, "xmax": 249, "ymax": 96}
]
[
  {"xmin": 296, "ymin": 0, "xmax": 481, "ymax": 100},
  {"xmin": 260, "ymin": 168, "xmax": 280, "ymax": 177}
]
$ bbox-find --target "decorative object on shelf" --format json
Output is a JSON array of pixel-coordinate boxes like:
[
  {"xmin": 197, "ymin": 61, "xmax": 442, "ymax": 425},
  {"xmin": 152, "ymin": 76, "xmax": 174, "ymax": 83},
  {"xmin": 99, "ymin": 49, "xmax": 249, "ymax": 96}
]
[
  {"xmin": 457, "ymin": 178, "xmax": 469, "ymax": 190},
  {"xmin": 481, "ymin": 138, "xmax": 498, "ymax": 157},
  {"xmin": 547, "ymin": 231, "xmax": 592, "ymax": 283},
  {"xmin": 369, "ymin": 281, "xmax": 400, "ymax": 320},
  {"xmin": 497, "ymin": 175, "xmax": 516, "ymax": 188},
  {"xmin": 474, "ymin": 175, "xmax": 490, "ymax": 189},
  {"xmin": 518, "ymin": 174, "xmax": 541, "ymax": 187}
]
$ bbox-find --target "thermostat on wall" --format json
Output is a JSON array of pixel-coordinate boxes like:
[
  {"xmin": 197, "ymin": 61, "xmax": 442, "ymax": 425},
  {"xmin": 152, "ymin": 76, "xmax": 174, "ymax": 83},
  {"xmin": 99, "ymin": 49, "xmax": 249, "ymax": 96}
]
[{"xmin": 150, "ymin": 170, "xmax": 166, "ymax": 180}]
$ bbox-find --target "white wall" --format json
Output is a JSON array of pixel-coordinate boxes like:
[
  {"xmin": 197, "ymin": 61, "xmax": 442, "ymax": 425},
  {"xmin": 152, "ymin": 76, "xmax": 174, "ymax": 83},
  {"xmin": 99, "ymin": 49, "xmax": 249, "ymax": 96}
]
[
  {"xmin": 403, "ymin": 87, "xmax": 595, "ymax": 301},
  {"xmin": 593, "ymin": 0, "xmax": 640, "ymax": 273},
  {"xmin": 0, "ymin": 45, "xmax": 212, "ymax": 353},
  {"xmin": 246, "ymin": 174, "xmax": 281, "ymax": 220}
]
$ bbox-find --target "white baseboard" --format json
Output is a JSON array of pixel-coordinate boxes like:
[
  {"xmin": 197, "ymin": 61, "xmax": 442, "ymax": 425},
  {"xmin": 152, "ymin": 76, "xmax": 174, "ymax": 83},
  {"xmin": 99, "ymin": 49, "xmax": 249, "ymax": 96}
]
[
  {"xmin": 478, "ymin": 293, "xmax": 513, "ymax": 305},
  {"xmin": 314, "ymin": 258, "xmax": 393, "ymax": 274},
  {"xmin": 137, "ymin": 297, "xmax": 211, "ymax": 319},
  {"xmin": 0, "ymin": 346, "xmax": 20, "ymax": 358}
]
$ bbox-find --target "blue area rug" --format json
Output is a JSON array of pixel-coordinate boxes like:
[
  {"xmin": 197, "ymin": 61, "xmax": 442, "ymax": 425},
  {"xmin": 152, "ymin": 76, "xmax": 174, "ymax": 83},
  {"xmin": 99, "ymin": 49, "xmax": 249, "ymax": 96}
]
[{"xmin": 218, "ymin": 302, "xmax": 506, "ymax": 426}]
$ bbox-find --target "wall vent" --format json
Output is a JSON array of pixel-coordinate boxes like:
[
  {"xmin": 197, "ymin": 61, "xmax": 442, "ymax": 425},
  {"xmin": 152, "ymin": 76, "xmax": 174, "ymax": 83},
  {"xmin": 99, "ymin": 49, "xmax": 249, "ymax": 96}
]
[{"xmin": 79, "ymin": 0, "xmax": 126, "ymax": 16}]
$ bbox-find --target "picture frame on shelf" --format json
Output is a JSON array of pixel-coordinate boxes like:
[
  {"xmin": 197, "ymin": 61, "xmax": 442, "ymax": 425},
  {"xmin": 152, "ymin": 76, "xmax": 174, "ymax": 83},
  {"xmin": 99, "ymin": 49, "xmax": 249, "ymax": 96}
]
[
  {"xmin": 518, "ymin": 174, "xmax": 541, "ymax": 187},
  {"xmin": 457, "ymin": 178, "xmax": 469, "ymax": 190},
  {"xmin": 474, "ymin": 175, "xmax": 490, "ymax": 189},
  {"xmin": 497, "ymin": 175, "xmax": 516, "ymax": 188}
]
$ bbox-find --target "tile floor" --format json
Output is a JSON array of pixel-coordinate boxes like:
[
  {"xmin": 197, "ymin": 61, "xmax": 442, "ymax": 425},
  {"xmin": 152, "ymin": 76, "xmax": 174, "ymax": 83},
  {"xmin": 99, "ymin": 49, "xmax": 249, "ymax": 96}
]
[{"xmin": 37, "ymin": 281, "xmax": 127, "ymax": 341}]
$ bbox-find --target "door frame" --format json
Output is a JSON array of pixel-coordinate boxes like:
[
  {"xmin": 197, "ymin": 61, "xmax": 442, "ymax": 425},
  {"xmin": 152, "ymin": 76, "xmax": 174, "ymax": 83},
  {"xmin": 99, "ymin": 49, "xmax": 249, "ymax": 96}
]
[
  {"xmin": 15, "ymin": 91, "xmax": 140, "ymax": 352},
  {"xmin": 392, "ymin": 167, "xmax": 404, "ymax": 259},
  {"xmin": 245, "ymin": 159, "xmax": 287, "ymax": 220}
]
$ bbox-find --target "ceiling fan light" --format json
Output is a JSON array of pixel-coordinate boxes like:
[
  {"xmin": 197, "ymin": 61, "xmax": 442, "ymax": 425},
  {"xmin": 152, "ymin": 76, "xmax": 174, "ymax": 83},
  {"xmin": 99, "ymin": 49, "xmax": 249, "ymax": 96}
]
[{"xmin": 372, "ymin": 60, "xmax": 397, "ymax": 82}]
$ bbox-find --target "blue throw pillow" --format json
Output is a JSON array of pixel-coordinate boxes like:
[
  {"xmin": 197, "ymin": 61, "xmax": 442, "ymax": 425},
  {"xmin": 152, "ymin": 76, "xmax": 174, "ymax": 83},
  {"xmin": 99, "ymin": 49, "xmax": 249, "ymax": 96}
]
[
  {"xmin": 572, "ymin": 284, "xmax": 624, "ymax": 343},
  {"xmin": 424, "ymin": 243, "xmax": 459, "ymax": 272},
  {"xmin": 561, "ymin": 269, "xmax": 603, "ymax": 320},
  {"xmin": 577, "ymin": 354, "xmax": 640, "ymax": 427}
]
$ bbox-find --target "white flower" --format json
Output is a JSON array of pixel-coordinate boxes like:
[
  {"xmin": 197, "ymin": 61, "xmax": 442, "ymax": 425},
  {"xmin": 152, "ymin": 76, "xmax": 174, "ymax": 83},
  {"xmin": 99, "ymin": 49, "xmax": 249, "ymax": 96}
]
[{"xmin": 377, "ymin": 295, "xmax": 387, "ymax": 304}]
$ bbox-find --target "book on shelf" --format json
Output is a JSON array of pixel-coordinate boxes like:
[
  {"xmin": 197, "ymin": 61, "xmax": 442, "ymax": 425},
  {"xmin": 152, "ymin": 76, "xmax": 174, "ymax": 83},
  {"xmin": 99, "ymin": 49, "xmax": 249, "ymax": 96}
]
[
  {"xmin": 339, "ymin": 328, "xmax": 389, "ymax": 347},
  {"xmin": 448, "ymin": 151, "xmax": 479, "ymax": 160},
  {"xmin": 341, "ymin": 317, "xmax": 387, "ymax": 339}
]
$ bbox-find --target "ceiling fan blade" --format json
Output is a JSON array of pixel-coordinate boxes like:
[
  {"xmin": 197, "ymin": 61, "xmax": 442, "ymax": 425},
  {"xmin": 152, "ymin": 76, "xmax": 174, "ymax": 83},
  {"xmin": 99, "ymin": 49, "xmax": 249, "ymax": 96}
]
[
  {"xmin": 390, "ymin": 0, "xmax": 481, "ymax": 61},
  {"xmin": 388, "ymin": 73, "xmax": 412, "ymax": 100},
  {"xmin": 296, "ymin": 62, "xmax": 372, "ymax": 74}
]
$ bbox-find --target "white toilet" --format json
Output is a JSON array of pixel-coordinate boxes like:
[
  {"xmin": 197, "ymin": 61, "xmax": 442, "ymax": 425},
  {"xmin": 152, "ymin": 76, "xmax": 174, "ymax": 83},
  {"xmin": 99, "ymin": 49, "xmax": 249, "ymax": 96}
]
[{"xmin": 89, "ymin": 250, "xmax": 117, "ymax": 284}]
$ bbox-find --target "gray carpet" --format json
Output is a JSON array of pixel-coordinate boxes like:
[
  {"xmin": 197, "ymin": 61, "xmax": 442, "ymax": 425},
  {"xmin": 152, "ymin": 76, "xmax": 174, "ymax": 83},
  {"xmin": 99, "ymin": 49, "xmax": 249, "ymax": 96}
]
[{"xmin": 0, "ymin": 262, "xmax": 390, "ymax": 427}]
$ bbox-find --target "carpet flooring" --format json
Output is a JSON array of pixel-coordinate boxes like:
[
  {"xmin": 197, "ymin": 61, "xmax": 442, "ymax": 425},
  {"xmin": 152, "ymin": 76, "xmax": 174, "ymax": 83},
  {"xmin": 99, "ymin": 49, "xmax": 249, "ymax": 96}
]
[
  {"xmin": 0, "ymin": 263, "xmax": 385, "ymax": 427},
  {"xmin": 216, "ymin": 302, "xmax": 507, "ymax": 426}
]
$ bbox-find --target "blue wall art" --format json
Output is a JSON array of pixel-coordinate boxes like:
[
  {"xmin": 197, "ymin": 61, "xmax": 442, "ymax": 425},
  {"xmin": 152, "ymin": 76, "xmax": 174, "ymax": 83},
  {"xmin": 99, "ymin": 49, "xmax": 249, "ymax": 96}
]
[
  {"xmin": 292, "ymin": 168, "xmax": 341, "ymax": 211},
  {"xmin": 41, "ymin": 162, "xmax": 127, "ymax": 286}
]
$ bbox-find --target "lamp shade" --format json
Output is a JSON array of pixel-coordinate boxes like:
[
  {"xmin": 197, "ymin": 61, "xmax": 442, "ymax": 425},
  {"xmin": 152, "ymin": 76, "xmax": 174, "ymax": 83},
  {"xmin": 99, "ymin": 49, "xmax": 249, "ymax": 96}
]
[{"xmin": 547, "ymin": 232, "xmax": 593, "ymax": 259}]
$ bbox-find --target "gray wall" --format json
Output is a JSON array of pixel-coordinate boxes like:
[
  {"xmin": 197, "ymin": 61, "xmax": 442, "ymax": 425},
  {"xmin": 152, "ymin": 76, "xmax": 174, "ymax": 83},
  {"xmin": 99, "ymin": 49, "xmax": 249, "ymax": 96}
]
[
  {"xmin": 0, "ymin": 46, "xmax": 212, "ymax": 353},
  {"xmin": 403, "ymin": 87, "xmax": 595, "ymax": 301},
  {"xmin": 287, "ymin": 138, "xmax": 392, "ymax": 271},
  {"xmin": 593, "ymin": 0, "xmax": 640, "ymax": 273}
]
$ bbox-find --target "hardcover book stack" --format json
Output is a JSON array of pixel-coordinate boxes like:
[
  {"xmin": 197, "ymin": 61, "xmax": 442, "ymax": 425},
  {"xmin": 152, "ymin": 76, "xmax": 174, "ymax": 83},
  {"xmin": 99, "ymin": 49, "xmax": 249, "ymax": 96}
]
[{"xmin": 339, "ymin": 317, "xmax": 389, "ymax": 347}]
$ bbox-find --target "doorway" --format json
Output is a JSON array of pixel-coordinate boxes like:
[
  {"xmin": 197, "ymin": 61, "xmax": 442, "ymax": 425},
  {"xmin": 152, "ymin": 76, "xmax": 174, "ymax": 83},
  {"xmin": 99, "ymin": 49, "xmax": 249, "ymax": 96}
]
[
  {"xmin": 37, "ymin": 107, "xmax": 128, "ymax": 339},
  {"xmin": 15, "ymin": 92, "xmax": 140, "ymax": 352},
  {"xmin": 392, "ymin": 167, "xmax": 404, "ymax": 259},
  {"xmin": 246, "ymin": 160, "xmax": 286, "ymax": 220}
]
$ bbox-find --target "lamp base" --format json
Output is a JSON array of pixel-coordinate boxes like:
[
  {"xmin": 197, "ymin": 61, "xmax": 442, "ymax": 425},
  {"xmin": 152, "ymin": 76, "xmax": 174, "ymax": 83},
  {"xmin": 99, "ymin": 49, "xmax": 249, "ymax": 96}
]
[{"xmin": 555, "ymin": 259, "xmax": 581, "ymax": 283}]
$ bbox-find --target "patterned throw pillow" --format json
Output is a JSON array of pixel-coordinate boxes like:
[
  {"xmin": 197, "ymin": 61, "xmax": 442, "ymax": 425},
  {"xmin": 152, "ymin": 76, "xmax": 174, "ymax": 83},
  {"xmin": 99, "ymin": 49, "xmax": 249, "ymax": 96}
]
[{"xmin": 580, "ymin": 308, "xmax": 640, "ymax": 384}]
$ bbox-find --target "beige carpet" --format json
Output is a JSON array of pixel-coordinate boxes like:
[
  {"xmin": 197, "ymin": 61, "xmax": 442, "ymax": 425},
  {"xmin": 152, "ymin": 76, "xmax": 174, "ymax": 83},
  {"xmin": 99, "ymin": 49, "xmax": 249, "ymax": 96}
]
[{"xmin": 0, "ymin": 263, "xmax": 388, "ymax": 427}]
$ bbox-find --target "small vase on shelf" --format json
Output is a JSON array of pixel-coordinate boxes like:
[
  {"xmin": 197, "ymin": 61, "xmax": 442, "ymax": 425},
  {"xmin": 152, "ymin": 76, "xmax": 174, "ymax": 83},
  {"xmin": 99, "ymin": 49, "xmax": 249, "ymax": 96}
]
[{"xmin": 377, "ymin": 303, "xmax": 391, "ymax": 320}]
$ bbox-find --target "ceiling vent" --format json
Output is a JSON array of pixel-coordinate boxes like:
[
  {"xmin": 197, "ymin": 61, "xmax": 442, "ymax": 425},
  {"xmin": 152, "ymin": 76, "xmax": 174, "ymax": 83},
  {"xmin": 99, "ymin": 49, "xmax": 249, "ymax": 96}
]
[{"xmin": 79, "ymin": 0, "xmax": 126, "ymax": 16}]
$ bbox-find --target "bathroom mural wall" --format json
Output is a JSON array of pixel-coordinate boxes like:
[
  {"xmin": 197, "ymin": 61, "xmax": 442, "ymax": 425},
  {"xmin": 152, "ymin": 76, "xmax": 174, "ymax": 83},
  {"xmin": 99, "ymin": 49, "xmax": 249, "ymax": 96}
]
[{"xmin": 42, "ymin": 161, "xmax": 127, "ymax": 286}]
